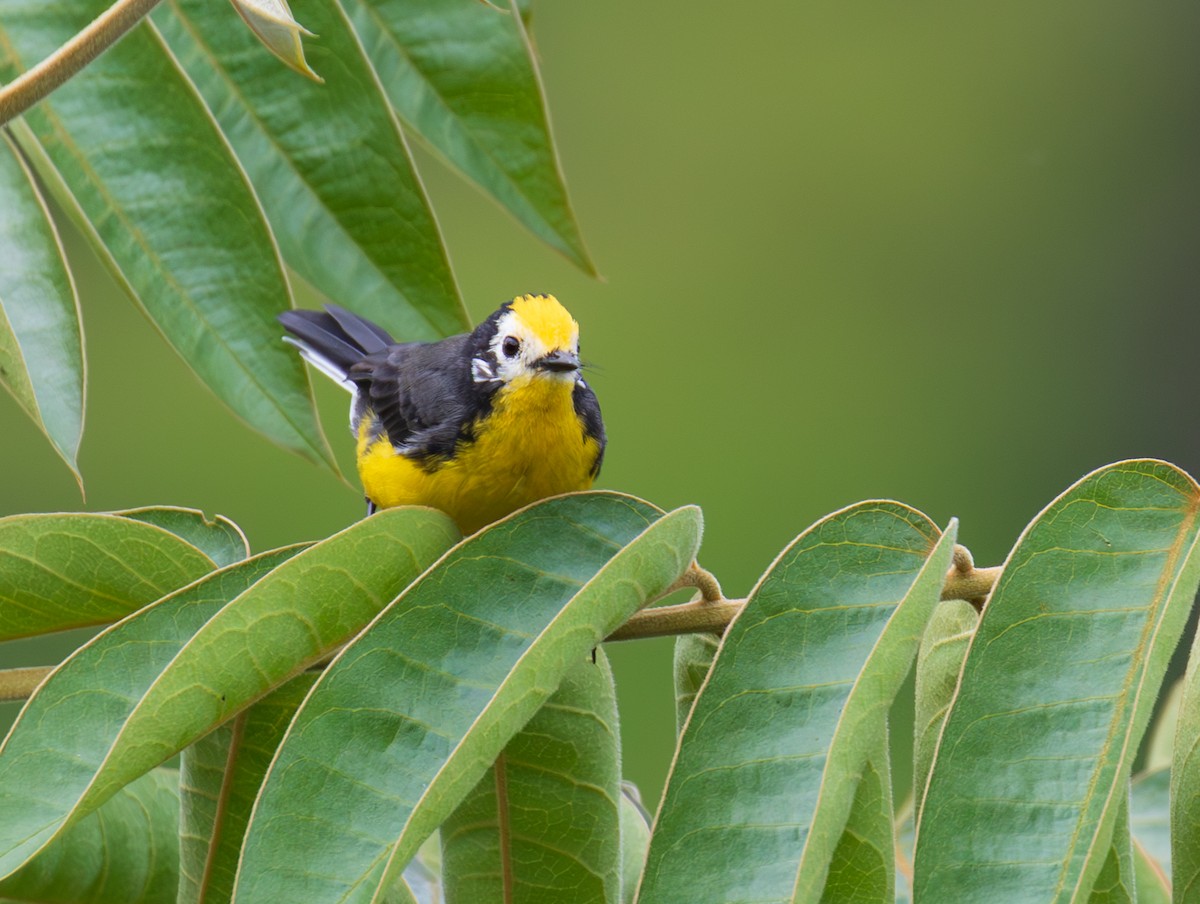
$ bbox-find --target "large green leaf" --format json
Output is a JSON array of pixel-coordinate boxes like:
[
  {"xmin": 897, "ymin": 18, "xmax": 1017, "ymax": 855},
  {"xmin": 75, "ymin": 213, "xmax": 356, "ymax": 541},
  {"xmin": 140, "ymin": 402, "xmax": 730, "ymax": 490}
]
[
  {"xmin": 0, "ymin": 7, "xmax": 334, "ymax": 467},
  {"xmin": 441, "ymin": 648, "xmax": 621, "ymax": 904},
  {"xmin": 342, "ymin": 0, "xmax": 594, "ymax": 272},
  {"xmin": 179, "ymin": 674, "xmax": 316, "ymax": 904},
  {"xmin": 0, "ymin": 768, "xmax": 179, "ymax": 904},
  {"xmin": 0, "ymin": 130, "xmax": 83, "ymax": 486},
  {"xmin": 155, "ymin": 0, "xmax": 468, "ymax": 341},
  {"xmin": 638, "ymin": 503, "xmax": 955, "ymax": 904},
  {"xmin": 1088, "ymin": 790, "xmax": 1136, "ymax": 904},
  {"xmin": 0, "ymin": 512, "xmax": 215, "ymax": 641},
  {"xmin": 912, "ymin": 598, "xmax": 977, "ymax": 823},
  {"xmin": 1173, "ymin": 604, "xmax": 1200, "ymax": 902},
  {"xmin": 234, "ymin": 493, "xmax": 701, "ymax": 904},
  {"xmin": 817, "ymin": 738, "xmax": 893, "ymax": 904},
  {"xmin": 79, "ymin": 507, "xmax": 457, "ymax": 816},
  {"xmin": 113, "ymin": 505, "xmax": 249, "ymax": 568},
  {"xmin": 0, "ymin": 546, "xmax": 299, "ymax": 880},
  {"xmin": 915, "ymin": 460, "xmax": 1200, "ymax": 903}
]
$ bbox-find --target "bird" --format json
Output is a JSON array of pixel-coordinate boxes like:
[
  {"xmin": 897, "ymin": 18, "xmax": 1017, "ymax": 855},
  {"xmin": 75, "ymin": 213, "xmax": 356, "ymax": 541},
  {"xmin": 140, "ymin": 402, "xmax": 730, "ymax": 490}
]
[{"xmin": 279, "ymin": 294, "xmax": 606, "ymax": 534}]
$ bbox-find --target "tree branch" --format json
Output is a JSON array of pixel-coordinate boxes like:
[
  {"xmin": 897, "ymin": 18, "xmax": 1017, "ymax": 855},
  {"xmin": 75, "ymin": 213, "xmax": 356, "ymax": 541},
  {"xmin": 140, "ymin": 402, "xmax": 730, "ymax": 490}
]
[
  {"xmin": 0, "ymin": 666, "xmax": 52, "ymax": 703},
  {"xmin": 0, "ymin": 553, "xmax": 1003, "ymax": 700},
  {"xmin": 607, "ymin": 598, "xmax": 742, "ymax": 641},
  {"xmin": 607, "ymin": 551, "xmax": 1002, "ymax": 643},
  {"xmin": 0, "ymin": 0, "xmax": 165, "ymax": 126}
]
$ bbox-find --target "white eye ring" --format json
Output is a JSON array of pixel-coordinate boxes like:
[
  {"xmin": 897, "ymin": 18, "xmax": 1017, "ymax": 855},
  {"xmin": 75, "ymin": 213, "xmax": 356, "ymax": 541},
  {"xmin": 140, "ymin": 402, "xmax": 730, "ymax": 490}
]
[{"xmin": 501, "ymin": 336, "xmax": 521, "ymax": 359}]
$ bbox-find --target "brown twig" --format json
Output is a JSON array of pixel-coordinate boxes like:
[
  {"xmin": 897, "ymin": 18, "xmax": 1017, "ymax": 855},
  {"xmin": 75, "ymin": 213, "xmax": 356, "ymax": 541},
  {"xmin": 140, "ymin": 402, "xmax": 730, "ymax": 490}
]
[
  {"xmin": 607, "ymin": 598, "xmax": 742, "ymax": 642},
  {"xmin": 607, "ymin": 547, "xmax": 1001, "ymax": 643},
  {"xmin": 1, "ymin": 553, "xmax": 1003, "ymax": 699},
  {"xmin": 0, "ymin": 0, "xmax": 165, "ymax": 126},
  {"xmin": 0, "ymin": 666, "xmax": 53, "ymax": 703}
]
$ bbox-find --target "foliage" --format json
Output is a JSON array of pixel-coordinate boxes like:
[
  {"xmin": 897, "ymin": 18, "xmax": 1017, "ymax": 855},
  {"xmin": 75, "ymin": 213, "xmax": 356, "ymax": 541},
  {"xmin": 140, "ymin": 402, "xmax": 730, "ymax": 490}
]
[
  {"xmin": 0, "ymin": 463, "xmax": 1198, "ymax": 902},
  {"xmin": 0, "ymin": 0, "xmax": 588, "ymax": 479},
  {"xmin": 1, "ymin": 4, "xmax": 1198, "ymax": 904}
]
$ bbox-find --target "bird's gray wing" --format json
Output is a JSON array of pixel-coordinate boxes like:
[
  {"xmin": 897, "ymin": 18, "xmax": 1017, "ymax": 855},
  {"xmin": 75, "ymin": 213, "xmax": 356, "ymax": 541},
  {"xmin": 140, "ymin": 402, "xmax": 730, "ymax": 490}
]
[{"xmin": 350, "ymin": 336, "xmax": 475, "ymax": 460}]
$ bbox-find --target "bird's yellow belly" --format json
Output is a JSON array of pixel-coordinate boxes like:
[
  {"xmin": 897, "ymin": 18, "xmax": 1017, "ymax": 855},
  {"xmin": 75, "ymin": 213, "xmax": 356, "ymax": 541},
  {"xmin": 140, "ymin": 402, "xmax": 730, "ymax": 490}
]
[{"xmin": 357, "ymin": 378, "xmax": 601, "ymax": 534}]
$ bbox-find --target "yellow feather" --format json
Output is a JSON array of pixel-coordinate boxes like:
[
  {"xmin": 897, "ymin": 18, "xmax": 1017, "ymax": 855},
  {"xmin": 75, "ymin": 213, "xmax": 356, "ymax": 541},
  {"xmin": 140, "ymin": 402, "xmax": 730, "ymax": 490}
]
[
  {"xmin": 508, "ymin": 294, "xmax": 578, "ymax": 350},
  {"xmin": 357, "ymin": 372, "xmax": 601, "ymax": 534}
]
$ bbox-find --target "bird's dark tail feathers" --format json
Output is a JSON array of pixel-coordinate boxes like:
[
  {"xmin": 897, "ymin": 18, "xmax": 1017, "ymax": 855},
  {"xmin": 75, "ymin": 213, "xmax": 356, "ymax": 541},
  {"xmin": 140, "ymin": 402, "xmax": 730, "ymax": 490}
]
[{"xmin": 278, "ymin": 305, "xmax": 394, "ymax": 389}]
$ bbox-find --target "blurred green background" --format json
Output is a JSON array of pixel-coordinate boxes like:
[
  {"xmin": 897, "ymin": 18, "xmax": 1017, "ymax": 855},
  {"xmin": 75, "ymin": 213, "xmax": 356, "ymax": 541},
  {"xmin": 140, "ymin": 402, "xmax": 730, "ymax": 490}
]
[{"xmin": 3, "ymin": 2, "xmax": 1199, "ymax": 804}]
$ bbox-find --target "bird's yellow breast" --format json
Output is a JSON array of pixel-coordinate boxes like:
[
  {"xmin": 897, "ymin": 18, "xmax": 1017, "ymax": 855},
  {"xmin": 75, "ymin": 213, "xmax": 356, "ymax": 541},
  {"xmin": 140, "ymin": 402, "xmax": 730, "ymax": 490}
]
[{"xmin": 357, "ymin": 376, "xmax": 601, "ymax": 534}]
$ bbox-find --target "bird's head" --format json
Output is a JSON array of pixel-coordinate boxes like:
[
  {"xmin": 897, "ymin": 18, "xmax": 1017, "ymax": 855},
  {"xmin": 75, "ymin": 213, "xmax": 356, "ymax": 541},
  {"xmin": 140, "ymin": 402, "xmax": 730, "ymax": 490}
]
[{"xmin": 469, "ymin": 294, "xmax": 582, "ymax": 387}]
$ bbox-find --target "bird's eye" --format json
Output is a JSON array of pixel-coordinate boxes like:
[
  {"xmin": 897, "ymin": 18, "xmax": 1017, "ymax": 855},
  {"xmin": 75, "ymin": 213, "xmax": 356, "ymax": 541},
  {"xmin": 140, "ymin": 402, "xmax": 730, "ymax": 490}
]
[{"xmin": 501, "ymin": 336, "xmax": 520, "ymax": 359}]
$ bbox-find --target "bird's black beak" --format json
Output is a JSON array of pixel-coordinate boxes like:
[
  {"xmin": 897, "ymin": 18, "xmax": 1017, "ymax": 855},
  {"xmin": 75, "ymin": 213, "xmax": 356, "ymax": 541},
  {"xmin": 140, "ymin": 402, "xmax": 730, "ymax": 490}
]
[{"xmin": 535, "ymin": 349, "xmax": 580, "ymax": 373}]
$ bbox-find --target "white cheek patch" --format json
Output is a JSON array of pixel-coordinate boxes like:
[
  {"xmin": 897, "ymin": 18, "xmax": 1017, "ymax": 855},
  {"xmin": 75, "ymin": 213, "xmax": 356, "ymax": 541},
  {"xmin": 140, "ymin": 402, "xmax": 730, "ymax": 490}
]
[
  {"xmin": 471, "ymin": 357, "xmax": 498, "ymax": 383},
  {"xmin": 491, "ymin": 311, "xmax": 551, "ymax": 382}
]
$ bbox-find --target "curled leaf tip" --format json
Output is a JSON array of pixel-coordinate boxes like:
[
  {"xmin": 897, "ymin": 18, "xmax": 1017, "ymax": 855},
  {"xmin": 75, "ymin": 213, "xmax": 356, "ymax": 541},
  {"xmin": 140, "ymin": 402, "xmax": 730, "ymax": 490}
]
[{"xmin": 228, "ymin": 0, "xmax": 322, "ymax": 82}]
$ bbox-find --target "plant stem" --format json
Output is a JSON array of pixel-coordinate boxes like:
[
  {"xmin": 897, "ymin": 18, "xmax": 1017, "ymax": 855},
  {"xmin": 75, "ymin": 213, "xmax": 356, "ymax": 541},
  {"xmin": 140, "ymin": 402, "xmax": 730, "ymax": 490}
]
[
  {"xmin": 0, "ymin": 0, "xmax": 165, "ymax": 126},
  {"xmin": 608, "ymin": 599, "xmax": 742, "ymax": 641},
  {"xmin": 668, "ymin": 561, "xmax": 723, "ymax": 602},
  {"xmin": 945, "ymin": 565, "xmax": 1003, "ymax": 606},
  {"xmin": 0, "ymin": 557, "xmax": 1004, "ymax": 700},
  {"xmin": 606, "ymin": 557, "xmax": 1003, "ymax": 643},
  {"xmin": 0, "ymin": 666, "xmax": 52, "ymax": 702}
]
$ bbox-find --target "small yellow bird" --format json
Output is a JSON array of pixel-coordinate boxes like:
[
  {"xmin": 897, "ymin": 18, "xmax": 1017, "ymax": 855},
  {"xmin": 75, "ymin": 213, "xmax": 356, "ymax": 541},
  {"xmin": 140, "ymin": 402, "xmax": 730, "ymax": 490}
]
[{"xmin": 279, "ymin": 294, "xmax": 605, "ymax": 534}]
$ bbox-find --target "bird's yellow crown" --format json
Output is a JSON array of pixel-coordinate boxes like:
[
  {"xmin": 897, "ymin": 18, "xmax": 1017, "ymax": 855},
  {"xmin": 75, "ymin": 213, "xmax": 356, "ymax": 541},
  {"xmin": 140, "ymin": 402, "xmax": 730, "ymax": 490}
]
[{"xmin": 508, "ymin": 294, "xmax": 579, "ymax": 351}]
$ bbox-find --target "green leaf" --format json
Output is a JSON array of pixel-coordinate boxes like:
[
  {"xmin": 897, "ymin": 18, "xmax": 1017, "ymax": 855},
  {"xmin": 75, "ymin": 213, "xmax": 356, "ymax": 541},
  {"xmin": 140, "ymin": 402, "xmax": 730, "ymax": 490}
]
[
  {"xmin": 1088, "ymin": 788, "xmax": 1135, "ymax": 904},
  {"xmin": 912, "ymin": 599, "xmax": 977, "ymax": 822},
  {"xmin": 0, "ymin": 512, "xmax": 215, "ymax": 641},
  {"xmin": 1173, "ymin": 589, "xmax": 1200, "ymax": 903},
  {"xmin": 915, "ymin": 460, "xmax": 1200, "ymax": 903},
  {"xmin": 234, "ymin": 493, "xmax": 701, "ymax": 904},
  {"xmin": 155, "ymin": 0, "xmax": 468, "ymax": 340},
  {"xmin": 179, "ymin": 673, "xmax": 316, "ymax": 904},
  {"xmin": 0, "ymin": 130, "xmax": 84, "ymax": 488},
  {"xmin": 0, "ymin": 768, "xmax": 179, "ymax": 904},
  {"xmin": 78, "ymin": 508, "xmax": 457, "ymax": 820},
  {"xmin": 619, "ymin": 784, "xmax": 651, "ymax": 904},
  {"xmin": 227, "ymin": 0, "xmax": 321, "ymax": 81},
  {"xmin": 672, "ymin": 631, "xmax": 719, "ymax": 737},
  {"xmin": 639, "ymin": 502, "xmax": 956, "ymax": 904},
  {"xmin": 0, "ymin": 546, "xmax": 299, "ymax": 880},
  {"xmin": 818, "ymin": 739, "xmax": 894, "ymax": 904},
  {"xmin": 0, "ymin": 8, "xmax": 335, "ymax": 468},
  {"xmin": 1131, "ymin": 767, "xmax": 1171, "ymax": 880},
  {"xmin": 1134, "ymin": 840, "xmax": 1172, "ymax": 904},
  {"xmin": 342, "ymin": 0, "xmax": 595, "ymax": 272},
  {"xmin": 113, "ymin": 505, "xmax": 249, "ymax": 568},
  {"xmin": 441, "ymin": 648, "xmax": 621, "ymax": 904}
]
